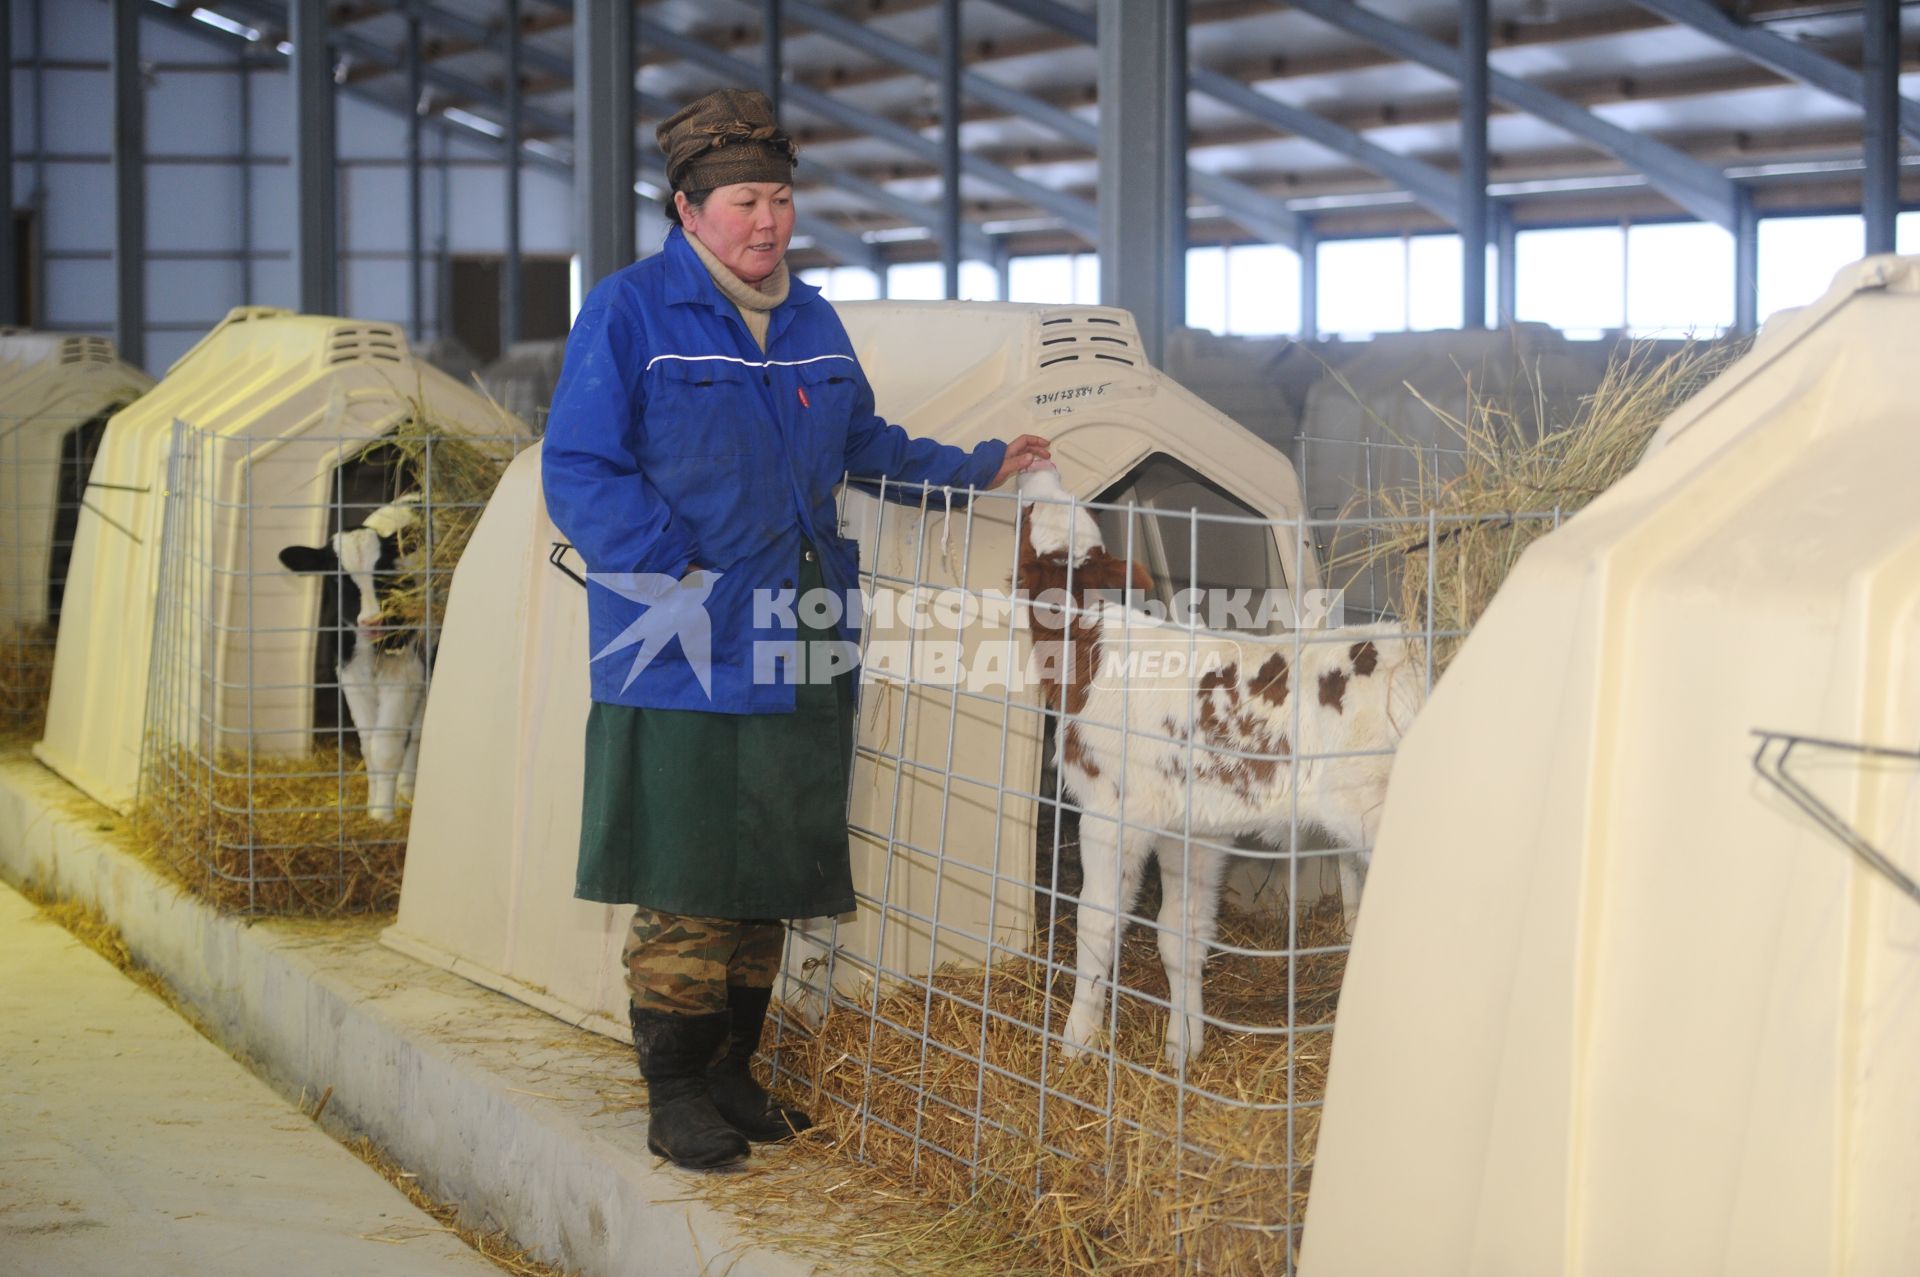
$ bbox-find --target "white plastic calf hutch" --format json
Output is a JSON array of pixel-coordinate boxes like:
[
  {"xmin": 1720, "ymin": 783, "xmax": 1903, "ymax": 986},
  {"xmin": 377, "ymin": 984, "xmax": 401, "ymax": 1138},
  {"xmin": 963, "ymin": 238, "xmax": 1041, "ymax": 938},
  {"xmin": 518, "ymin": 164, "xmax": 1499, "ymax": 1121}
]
[
  {"xmin": 0, "ymin": 333, "xmax": 153, "ymax": 627},
  {"xmin": 34, "ymin": 306, "xmax": 523, "ymax": 812},
  {"xmin": 386, "ymin": 300, "xmax": 1320, "ymax": 1037},
  {"xmin": 1301, "ymin": 256, "xmax": 1920, "ymax": 1275}
]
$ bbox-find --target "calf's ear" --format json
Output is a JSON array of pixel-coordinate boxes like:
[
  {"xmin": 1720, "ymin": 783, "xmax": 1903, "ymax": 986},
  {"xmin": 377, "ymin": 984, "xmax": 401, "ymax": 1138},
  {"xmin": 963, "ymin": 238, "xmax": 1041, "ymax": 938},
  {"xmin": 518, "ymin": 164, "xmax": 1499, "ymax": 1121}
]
[{"xmin": 278, "ymin": 545, "xmax": 337, "ymax": 574}]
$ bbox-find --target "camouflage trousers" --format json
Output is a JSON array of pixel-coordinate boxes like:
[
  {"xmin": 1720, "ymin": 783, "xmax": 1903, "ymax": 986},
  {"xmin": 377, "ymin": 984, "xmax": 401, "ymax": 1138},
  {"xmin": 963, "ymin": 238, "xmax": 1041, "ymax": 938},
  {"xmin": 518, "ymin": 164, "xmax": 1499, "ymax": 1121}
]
[{"xmin": 623, "ymin": 908, "xmax": 786, "ymax": 1015}]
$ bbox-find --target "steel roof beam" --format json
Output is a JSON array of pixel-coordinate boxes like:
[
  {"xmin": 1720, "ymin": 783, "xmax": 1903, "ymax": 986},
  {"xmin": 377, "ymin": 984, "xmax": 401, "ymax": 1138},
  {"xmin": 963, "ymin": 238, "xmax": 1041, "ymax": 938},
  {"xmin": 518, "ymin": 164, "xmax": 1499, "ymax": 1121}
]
[
  {"xmin": 788, "ymin": 0, "xmax": 1301, "ymax": 244},
  {"xmin": 364, "ymin": 0, "xmax": 997, "ymax": 260},
  {"xmin": 174, "ymin": 0, "xmax": 879, "ymax": 267},
  {"xmin": 1279, "ymin": 0, "xmax": 1739, "ymax": 228},
  {"xmin": 144, "ymin": 0, "xmax": 573, "ymax": 175},
  {"xmin": 1633, "ymin": 0, "xmax": 1920, "ymax": 145},
  {"xmin": 633, "ymin": 10, "xmax": 1100, "ymax": 240},
  {"xmin": 988, "ymin": 0, "xmax": 1452, "ymax": 231},
  {"xmin": 1188, "ymin": 68, "xmax": 1459, "ymax": 225}
]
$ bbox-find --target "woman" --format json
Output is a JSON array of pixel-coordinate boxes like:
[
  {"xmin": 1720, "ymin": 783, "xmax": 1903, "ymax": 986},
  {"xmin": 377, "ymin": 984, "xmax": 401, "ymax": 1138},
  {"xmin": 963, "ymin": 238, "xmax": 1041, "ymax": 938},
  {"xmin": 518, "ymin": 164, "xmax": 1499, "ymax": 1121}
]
[{"xmin": 543, "ymin": 87, "xmax": 1049, "ymax": 1171}]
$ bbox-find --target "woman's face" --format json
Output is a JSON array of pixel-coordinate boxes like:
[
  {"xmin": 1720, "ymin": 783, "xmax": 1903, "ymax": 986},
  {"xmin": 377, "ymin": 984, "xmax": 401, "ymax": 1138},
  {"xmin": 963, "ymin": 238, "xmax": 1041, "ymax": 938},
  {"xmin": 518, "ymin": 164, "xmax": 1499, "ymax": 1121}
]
[{"xmin": 678, "ymin": 181, "xmax": 796, "ymax": 286}]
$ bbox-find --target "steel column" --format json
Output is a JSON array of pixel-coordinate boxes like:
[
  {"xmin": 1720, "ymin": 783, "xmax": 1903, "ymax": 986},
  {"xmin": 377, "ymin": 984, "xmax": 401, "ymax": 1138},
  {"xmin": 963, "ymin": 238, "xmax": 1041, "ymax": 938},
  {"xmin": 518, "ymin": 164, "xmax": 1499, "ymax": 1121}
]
[
  {"xmin": 1734, "ymin": 189, "xmax": 1758, "ymax": 334},
  {"xmin": 1495, "ymin": 206, "xmax": 1517, "ymax": 327},
  {"xmin": 1097, "ymin": 0, "xmax": 1181, "ymax": 367},
  {"xmin": 31, "ymin": 0, "xmax": 49, "ymax": 326},
  {"xmin": 439, "ymin": 128, "xmax": 453, "ymax": 340},
  {"xmin": 239, "ymin": 56, "xmax": 254, "ymax": 307},
  {"xmin": 940, "ymin": 0, "xmax": 962, "ymax": 298},
  {"xmin": 111, "ymin": 0, "xmax": 144, "ymax": 365},
  {"xmin": 576, "ymin": 0, "xmax": 635, "ymax": 290},
  {"xmin": 502, "ymin": 0, "xmax": 522, "ymax": 351},
  {"xmin": 1300, "ymin": 220, "xmax": 1318, "ymax": 338},
  {"xmin": 289, "ymin": 0, "xmax": 337, "ymax": 315},
  {"xmin": 764, "ymin": 0, "xmax": 784, "ymax": 122},
  {"xmin": 0, "ymin": 6, "xmax": 15, "ymax": 327},
  {"xmin": 1460, "ymin": 0, "xmax": 1489, "ymax": 329},
  {"xmin": 408, "ymin": 17, "xmax": 425, "ymax": 339},
  {"xmin": 1164, "ymin": 0, "xmax": 1188, "ymax": 331},
  {"xmin": 1863, "ymin": 0, "xmax": 1899, "ymax": 254}
]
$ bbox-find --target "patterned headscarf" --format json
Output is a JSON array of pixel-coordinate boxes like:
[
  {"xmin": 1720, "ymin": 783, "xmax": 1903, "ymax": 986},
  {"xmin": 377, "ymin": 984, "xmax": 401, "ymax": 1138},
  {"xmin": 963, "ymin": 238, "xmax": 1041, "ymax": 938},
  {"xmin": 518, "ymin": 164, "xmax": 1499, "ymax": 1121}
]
[{"xmin": 655, "ymin": 88, "xmax": 798, "ymax": 192}]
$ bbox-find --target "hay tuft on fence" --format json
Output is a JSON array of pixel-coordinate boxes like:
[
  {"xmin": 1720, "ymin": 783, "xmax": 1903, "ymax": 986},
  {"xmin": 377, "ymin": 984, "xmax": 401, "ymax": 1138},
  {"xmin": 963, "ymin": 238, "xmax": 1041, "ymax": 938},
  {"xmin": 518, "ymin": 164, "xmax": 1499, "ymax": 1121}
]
[
  {"xmin": 1351, "ymin": 338, "xmax": 1746, "ymax": 675},
  {"xmin": 349, "ymin": 406, "xmax": 522, "ymax": 641}
]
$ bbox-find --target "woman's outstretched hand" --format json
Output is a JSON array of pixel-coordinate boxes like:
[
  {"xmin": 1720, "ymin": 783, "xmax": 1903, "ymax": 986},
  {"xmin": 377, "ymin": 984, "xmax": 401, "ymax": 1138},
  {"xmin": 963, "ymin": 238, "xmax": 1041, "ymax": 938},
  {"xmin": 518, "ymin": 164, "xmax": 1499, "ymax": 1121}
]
[{"xmin": 989, "ymin": 435, "xmax": 1052, "ymax": 489}]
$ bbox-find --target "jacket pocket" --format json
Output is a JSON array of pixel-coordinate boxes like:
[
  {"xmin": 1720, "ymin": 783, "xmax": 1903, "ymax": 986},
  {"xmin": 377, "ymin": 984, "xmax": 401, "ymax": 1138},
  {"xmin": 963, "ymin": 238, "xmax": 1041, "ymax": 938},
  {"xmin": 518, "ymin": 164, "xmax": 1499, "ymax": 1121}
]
[
  {"xmin": 796, "ymin": 358, "xmax": 858, "ymax": 420},
  {"xmin": 645, "ymin": 358, "xmax": 761, "ymax": 459}
]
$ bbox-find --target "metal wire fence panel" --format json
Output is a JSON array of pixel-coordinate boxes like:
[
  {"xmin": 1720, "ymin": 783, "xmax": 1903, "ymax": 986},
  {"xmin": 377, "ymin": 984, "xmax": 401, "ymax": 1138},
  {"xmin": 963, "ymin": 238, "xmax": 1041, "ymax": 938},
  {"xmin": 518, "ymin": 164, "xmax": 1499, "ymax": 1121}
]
[
  {"xmin": 135, "ymin": 418, "xmax": 535, "ymax": 915},
  {"xmin": 0, "ymin": 407, "xmax": 120, "ymax": 740},
  {"xmin": 750, "ymin": 443, "xmax": 1570, "ymax": 1274}
]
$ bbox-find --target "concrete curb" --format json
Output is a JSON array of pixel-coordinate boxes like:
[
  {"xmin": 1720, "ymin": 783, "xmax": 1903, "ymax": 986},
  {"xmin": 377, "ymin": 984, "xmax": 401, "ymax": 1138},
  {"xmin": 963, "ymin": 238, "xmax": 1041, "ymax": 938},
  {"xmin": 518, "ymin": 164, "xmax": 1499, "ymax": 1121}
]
[{"xmin": 0, "ymin": 758, "xmax": 836, "ymax": 1277}]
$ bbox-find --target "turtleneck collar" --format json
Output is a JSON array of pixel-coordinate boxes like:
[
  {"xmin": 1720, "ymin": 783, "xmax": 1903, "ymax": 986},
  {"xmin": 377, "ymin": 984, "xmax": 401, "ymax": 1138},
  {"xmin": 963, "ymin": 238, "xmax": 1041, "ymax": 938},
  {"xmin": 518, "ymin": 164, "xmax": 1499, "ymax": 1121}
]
[{"xmin": 683, "ymin": 228, "xmax": 790, "ymax": 314}]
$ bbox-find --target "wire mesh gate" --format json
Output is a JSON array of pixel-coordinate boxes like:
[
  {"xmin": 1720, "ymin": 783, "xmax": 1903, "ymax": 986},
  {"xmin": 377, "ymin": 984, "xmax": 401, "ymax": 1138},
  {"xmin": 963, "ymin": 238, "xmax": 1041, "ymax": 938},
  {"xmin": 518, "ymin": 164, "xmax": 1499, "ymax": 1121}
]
[
  {"xmin": 757, "ymin": 446, "xmax": 1567, "ymax": 1272},
  {"xmin": 137, "ymin": 417, "xmax": 534, "ymax": 914}
]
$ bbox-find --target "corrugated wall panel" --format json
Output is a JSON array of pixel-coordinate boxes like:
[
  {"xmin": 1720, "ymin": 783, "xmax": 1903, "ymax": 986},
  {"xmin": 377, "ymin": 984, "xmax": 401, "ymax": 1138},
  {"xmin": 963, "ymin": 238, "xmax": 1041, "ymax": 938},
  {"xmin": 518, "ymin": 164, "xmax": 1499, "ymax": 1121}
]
[
  {"xmin": 146, "ymin": 74, "xmax": 241, "ymax": 155},
  {"xmin": 344, "ymin": 258, "xmax": 410, "ymax": 327},
  {"xmin": 147, "ymin": 164, "xmax": 244, "ymax": 252},
  {"xmin": 40, "ymin": 259, "xmax": 113, "ymax": 327},
  {"xmin": 145, "ymin": 258, "xmax": 245, "ymax": 325},
  {"xmin": 40, "ymin": 165, "xmax": 113, "ymax": 252}
]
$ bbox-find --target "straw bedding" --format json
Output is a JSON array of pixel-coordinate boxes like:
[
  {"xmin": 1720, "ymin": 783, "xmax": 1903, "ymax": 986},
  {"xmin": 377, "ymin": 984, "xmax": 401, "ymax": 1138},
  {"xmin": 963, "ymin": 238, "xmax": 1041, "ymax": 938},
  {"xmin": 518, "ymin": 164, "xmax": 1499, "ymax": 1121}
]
[
  {"xmin": 132, "ymin": 744, "xmax": 411, "ymax": 915},
  {"xmin": 716, "ymin": 800, "xmax": 1349, "ymax": 1275},
  {"xmin": 0, "ymin": 621, "xmax": 57, "ymax": 745},
  {"xmin": 772, "ymin": 902, "xmax": 1348, "ymax": 1275}
]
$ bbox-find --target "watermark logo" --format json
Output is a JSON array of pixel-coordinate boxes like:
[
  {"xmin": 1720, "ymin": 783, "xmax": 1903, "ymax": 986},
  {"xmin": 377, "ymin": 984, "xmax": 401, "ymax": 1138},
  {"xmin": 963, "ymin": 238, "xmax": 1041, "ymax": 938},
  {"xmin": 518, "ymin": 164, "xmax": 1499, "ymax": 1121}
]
[
  {"xmin": 585, "ymin": 575, "xmax": 1346, "ymax": 694},
  {"xmin": 587, "ymin": 569, "xmax": 720, "ymax": 694}
]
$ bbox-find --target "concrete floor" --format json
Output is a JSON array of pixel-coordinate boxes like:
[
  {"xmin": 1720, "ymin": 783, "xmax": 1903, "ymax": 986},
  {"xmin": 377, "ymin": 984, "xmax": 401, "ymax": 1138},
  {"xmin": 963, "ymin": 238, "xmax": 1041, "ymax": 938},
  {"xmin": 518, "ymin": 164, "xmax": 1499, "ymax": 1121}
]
[{"xmin": 0, "ymin": 881, "xmax": 501, "ymax": 1277}]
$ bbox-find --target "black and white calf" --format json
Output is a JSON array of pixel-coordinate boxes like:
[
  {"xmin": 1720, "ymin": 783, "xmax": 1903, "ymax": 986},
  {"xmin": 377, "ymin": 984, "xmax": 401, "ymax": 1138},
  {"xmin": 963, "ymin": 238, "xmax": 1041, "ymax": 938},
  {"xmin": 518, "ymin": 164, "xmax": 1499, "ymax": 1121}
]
[{"xmin": 278, "ymin": 498, "xmax": 425, "ymax": 822}]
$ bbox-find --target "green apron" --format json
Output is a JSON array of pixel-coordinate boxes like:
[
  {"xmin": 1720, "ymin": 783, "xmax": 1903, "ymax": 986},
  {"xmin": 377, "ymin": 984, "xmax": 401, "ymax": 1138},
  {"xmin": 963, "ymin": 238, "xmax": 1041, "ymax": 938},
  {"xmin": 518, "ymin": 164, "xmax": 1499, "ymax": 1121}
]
[{"xmin": 574, "ymin": 546, "xmax": 857, "ymax": 919}]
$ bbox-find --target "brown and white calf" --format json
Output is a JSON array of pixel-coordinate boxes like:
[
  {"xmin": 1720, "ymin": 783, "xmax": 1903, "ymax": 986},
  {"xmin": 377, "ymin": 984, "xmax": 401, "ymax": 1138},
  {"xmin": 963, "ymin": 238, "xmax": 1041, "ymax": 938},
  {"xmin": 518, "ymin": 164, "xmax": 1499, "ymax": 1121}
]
[
  {"xmin": 278, "ymin": 498, "xmax": 426, "ymax": 822},
  {"xmin": 1014, "ymin": 465, "xmax": 1425, "ymax": 1066}
]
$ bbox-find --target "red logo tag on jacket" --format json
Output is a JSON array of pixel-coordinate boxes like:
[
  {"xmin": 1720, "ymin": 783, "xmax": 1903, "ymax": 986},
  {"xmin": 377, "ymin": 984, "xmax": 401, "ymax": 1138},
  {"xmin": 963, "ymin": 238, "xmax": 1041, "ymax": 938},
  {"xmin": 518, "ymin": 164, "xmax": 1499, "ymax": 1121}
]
[{"xmin": 797, "ymin": 386, "xmax": 811, "ymax": 409}]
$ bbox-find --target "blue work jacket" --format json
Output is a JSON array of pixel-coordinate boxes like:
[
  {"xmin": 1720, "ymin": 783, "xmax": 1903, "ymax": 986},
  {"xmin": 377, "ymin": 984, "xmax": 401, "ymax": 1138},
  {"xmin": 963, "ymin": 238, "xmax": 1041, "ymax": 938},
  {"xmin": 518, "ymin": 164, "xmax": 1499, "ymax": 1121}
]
[{"xmin": 543, "ymin": 226, "xmax": 1007, "ymax": 713}]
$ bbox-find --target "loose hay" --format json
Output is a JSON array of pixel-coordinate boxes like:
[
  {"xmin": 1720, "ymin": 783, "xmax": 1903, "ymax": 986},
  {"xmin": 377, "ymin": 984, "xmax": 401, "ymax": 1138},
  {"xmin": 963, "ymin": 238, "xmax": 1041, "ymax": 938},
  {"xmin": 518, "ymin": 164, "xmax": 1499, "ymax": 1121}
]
[
  {"xmin": 351, "ymin": 406, "xmax": 526, "ymax": 641},
  {"xmin": 731, "ymin": 901, "xmax": 1351, "ymax": 1276},
  {"xmin": 1349, "ymin": 338, "xmax": 1747, "ymax": 675},
  {"xmin": 132, "ymin": 744, "xmax": 409, "ymax": 915}
]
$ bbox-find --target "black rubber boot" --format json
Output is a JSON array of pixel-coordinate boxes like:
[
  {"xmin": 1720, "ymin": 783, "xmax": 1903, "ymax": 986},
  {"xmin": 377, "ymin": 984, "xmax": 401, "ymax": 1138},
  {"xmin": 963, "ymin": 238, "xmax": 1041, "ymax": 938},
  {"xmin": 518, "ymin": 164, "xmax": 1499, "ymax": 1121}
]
[
  {"xmin": 630, "ymin": 1007, "xmax": 749, "ymax": 1170},
  {"xmin": 708, "ymin": 985, "xmax": 814, "ymax": 1142}
]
